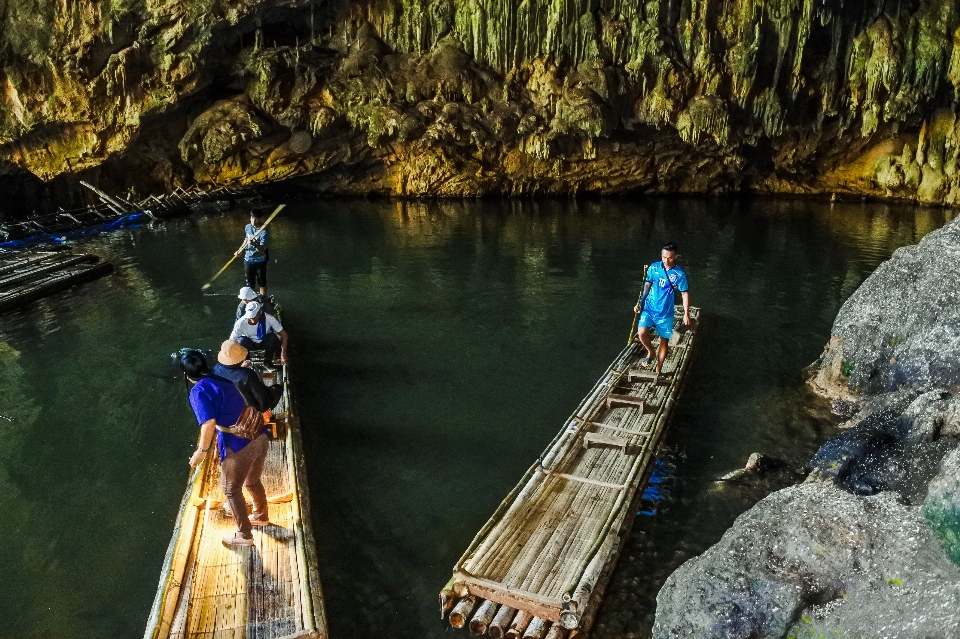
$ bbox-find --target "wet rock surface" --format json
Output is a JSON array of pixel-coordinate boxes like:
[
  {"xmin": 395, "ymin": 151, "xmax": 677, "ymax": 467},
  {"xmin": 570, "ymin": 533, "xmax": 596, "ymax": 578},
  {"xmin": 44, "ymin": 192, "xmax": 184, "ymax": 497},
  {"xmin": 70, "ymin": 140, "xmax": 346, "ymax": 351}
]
[
  {"xmin": 812, "ymin": 216, "xmax": 960, "ymax": 399},
  {"xmin": 2, "ymin": 0, "xmax": 960, "ymax": 202},
  {"xmin": 655, "ymin": 483, "xmax": 960, "ymax": 639},
  {"xmin": 653, "ymin": 216, "xmax": 960, "ymax": 637}
]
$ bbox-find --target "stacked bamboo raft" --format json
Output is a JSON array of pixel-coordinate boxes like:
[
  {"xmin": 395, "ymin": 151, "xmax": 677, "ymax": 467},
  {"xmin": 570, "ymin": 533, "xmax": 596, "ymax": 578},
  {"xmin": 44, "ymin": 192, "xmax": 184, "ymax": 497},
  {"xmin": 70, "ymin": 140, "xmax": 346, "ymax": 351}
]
[
  {"xmin": 441, "ymin": 306, "xmax": 700, "ymax": 638},
  {"xmin": 0, "ymin": 184, "xmax": 250, "ymax": 246},
  {"xmin": 144, "ymin": 359, "xmax": 328, "ymax": 639},
  {"xmin": 0, "ymin": 248, "xmax": 112, "ymax": 313}
]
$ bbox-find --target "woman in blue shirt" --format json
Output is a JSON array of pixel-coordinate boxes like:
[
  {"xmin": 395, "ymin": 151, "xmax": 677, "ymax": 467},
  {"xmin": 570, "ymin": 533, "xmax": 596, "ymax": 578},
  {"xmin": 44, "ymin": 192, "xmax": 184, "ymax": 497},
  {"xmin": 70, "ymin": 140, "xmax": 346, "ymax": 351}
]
[{"xmin": 180, "ymin": 350, "xmax": 270, "ymax": 547}]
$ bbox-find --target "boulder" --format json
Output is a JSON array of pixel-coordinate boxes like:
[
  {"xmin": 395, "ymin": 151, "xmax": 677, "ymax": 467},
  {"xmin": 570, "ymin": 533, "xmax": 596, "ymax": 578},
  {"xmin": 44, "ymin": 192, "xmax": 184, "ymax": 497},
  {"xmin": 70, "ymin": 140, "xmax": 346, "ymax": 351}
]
[
  {"xmin": 811, "ymin": 216, "xmax": 960, "ymax": 399},
  {"xmin": 654, "ymin": 483, "xmax": 960, "ymax": 639}
]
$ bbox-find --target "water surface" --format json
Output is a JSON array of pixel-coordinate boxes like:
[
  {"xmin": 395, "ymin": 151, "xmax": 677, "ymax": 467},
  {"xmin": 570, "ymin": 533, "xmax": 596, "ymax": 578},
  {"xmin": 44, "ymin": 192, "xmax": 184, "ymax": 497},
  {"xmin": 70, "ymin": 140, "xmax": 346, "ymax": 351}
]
[{"xmin": 0, "ymin": 196, "xmax": 951, "ymax": 638}]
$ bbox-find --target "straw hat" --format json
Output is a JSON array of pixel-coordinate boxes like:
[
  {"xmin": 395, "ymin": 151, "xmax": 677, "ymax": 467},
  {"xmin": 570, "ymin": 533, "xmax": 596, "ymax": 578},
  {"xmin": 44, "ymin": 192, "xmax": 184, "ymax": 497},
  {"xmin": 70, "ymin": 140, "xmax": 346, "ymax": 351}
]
[{"xmin": 218, "ymin": 339, "xmax": 248, "ymax": 366}]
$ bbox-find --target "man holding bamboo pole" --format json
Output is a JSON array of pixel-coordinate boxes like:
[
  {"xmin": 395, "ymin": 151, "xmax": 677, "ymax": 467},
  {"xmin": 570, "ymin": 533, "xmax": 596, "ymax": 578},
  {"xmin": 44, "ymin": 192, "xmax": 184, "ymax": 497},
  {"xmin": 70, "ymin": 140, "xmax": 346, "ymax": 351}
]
[
  {"xmin": 633, "ymin": 241, "xmax": 690, "ymax": 374},
  {"xmin": 240, "ymin": 209, "xmax": 270, "ymax": 295}
]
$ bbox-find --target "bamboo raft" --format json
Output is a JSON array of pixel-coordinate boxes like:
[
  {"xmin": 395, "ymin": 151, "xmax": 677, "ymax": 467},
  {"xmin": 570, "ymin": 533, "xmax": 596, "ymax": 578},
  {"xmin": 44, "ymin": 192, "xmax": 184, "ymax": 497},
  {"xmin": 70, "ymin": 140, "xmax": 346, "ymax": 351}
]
[
  {"xmin": 0, "ymin": 248, "xmax": 112, "ymax": 313},
  {"xmin": 441, "ymin": 306, "xmax": 701, "ymax": 638},
  {"xmin": 144, "ymin": 355, "xmax": 328, "ymax": 639},
  {"xmin": 0, "ymin": 184, "xmax": 251, "ymax": 247}
]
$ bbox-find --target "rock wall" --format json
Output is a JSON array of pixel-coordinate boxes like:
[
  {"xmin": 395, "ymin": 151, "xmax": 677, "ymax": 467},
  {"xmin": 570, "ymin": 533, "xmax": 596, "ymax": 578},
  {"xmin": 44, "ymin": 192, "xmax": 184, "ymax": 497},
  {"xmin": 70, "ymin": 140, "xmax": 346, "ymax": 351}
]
[{"xmin": 2, "ymin": 0, "xmax": 960, "ymax": 201}]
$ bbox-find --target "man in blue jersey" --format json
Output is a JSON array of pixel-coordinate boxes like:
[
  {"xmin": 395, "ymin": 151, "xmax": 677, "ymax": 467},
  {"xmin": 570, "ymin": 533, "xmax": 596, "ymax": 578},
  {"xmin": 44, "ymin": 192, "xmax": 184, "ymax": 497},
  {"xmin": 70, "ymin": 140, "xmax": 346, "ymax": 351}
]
[{"xmin": 633, "ymin": 241, "xmax": 691, "ymax": 374}]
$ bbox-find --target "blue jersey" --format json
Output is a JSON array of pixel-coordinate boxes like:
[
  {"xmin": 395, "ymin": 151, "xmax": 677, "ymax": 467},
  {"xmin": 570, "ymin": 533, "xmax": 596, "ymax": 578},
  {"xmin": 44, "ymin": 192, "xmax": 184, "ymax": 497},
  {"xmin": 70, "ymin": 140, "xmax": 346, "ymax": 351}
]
[
  {"xmin": 643, "ymin": 261, "xmax": 688, "ymax": 321},
  {"xmin": 244, "ymin": 224, "xmax": 268, "ymax": 263}
]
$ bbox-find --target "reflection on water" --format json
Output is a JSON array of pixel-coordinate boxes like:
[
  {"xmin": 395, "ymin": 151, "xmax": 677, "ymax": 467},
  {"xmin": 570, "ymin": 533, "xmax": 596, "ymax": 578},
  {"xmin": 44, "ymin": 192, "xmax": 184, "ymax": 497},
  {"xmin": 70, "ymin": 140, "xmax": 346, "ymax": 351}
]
[{"xmin": 0, "ymin": 196, "xmax": 951, "ymax": 638}]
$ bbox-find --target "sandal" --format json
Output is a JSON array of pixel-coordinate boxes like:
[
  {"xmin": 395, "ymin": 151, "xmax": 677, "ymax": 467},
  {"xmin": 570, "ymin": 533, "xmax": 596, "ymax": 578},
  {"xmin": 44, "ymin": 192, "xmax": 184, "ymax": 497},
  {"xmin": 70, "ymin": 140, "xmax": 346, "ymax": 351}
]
[{"xmin": 639, "ymin": 356, "xmax": 653, "ymax": 368}]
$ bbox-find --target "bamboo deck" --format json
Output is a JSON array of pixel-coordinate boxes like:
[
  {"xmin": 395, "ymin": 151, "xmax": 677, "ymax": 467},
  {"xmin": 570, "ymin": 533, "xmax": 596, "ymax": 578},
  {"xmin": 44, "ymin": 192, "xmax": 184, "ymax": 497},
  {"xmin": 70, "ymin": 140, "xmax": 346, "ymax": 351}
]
[
  {"xmin": 144, "ymin": 362, "xmax": 327, "ymax": 639},
  {"xmin": 441, "ymin": 307, "xmax": 700, "ymax": 638},
  {"xmin": 0, "ymin": 249, "xmax": 112, "ymax": 313}
]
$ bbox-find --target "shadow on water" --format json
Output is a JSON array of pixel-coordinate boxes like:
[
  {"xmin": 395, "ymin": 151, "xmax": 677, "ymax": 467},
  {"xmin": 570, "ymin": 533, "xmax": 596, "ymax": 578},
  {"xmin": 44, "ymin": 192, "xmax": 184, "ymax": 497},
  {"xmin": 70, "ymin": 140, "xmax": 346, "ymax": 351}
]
[{"xmin": 0, "ymin": 195, "xmax": 952, "ymax": 638}]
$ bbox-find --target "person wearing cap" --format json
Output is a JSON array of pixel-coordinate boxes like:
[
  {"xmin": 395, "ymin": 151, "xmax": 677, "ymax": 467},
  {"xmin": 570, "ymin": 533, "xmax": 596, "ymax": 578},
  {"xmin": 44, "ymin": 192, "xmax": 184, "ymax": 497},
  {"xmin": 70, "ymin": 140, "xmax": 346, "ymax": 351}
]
[
  {"xmin": 235, "ymin": 286, "xmax": 278, "ymax": 320},
  {"xmin": 238, "ymin": 210, "xmax": 269, "ymax": 295},
  {"xmin": 213, "ymin": 339, "xmax": 283, "ymax": 413},
  {"xmin": 230, "ymin": 301, "xmax": 288, "ymax": 366},
  {"xmin": 633, "ymin": 241, "xmax": 691, "ymax": 374},
  {"xmin": 179, "ymin": 350, "xmax": 270, "ymax": 548}
]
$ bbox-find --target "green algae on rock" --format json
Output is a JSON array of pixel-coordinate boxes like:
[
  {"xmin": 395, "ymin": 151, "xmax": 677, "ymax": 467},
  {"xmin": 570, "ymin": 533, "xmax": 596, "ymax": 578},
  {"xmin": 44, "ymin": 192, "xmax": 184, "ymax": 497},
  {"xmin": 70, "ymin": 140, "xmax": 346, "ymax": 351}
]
[{"xmin": 2, "ymin": 0, "xmax": 960, "ymax": 199}]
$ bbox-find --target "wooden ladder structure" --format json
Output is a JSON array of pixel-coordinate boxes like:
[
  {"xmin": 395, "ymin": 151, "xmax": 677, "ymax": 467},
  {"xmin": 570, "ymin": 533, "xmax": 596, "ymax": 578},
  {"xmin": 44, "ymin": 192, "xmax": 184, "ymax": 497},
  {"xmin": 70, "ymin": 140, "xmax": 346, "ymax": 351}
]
[{"xmin": 441, "ymin": 307, "xmax": 700, "ymax": 638}]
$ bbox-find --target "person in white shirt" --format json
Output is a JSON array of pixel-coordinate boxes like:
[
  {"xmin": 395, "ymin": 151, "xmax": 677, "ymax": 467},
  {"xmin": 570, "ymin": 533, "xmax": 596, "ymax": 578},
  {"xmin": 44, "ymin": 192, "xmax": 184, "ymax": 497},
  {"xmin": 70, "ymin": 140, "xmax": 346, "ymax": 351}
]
[{"xmin": 230, "ymin": 301, "xmax": 289, "ymax": 365}]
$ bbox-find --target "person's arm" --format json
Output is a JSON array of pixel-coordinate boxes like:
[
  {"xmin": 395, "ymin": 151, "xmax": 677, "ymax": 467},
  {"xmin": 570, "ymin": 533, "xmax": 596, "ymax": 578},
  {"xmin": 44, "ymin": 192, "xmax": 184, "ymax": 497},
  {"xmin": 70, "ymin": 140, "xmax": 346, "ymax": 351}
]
[
  {"xmin": 278, "ymin": 329, "xmax": 289, "ymax": 365},
  {"xmin": 634, "ymin": 281, "xmax": 652, "ymax": 313},
  {"xmin": 242, "ymin": 372, "xmax": 272, "ymax": 412},
  {"xmin": 189, "ymin": 419, "xmax": 217, "ymax": 467},
  {"xmin": 681, "ymin": 291, "xmax": 691, "ymax": 324},
  {"xmin": 229, "ymin": 319, "xmax": 243, "ymax": 342}
]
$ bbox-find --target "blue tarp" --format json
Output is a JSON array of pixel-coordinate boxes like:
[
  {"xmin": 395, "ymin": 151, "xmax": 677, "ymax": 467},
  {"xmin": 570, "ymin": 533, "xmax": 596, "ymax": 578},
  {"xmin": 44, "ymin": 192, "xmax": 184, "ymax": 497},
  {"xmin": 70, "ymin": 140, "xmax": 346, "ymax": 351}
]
[{"xmin": 0, "ymin": 212, "xmax": 147, "ymax": 249}]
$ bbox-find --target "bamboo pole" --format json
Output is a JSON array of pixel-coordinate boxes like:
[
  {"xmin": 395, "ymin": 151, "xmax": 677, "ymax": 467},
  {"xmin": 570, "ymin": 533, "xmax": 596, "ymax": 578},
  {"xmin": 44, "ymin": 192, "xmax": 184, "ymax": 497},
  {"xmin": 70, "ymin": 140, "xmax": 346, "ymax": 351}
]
[
  {"xmin": 469, "ymin": 599, "xmax": 498, "ymax": 634},
  {"xmin": 627, "ymin": 265, "xmax": 648, "ymax": 345},
  {"xmin": 489, "ymin": 604, "xmax": 516, "ymax": 638},
  {"xmin": 522, "ymin": 617, "xmax": 548, "ymax": 639},
  {"xmin": 505, "ymin": 610, "xmax": 532, "ymax": 639},
  {"xmin": 288, "ymin": 401, "xmax": 329, "ymax": 637},
  {"xmin": 450, "ymin": 596, "xmax": 477, "ymax": 629},
  {"xmin": 0, "ymin": 254, "xmax": 96, "ymax": 289},
  {"xmin": 440, "ymin": 578, "xmax": 457, "ymax": 618},
  {"xmin": 544, "ymin": 624, "xmax": 568, "ymax": 639},
  {"xmin": 143, "ymin": 449, "xmax": 211, "ymax": 639}
]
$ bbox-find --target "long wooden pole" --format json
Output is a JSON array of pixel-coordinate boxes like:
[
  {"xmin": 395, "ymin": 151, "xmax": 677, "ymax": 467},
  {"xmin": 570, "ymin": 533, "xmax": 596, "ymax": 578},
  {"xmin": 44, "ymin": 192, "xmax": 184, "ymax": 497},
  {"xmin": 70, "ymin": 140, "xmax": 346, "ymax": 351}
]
[
  {"xmin": 627, "ymin": 265, "xmax": 648, "ymax": 345},
  {"xmin": 200, "ymin": 204, "xmax": 285, "ymax": 291}
]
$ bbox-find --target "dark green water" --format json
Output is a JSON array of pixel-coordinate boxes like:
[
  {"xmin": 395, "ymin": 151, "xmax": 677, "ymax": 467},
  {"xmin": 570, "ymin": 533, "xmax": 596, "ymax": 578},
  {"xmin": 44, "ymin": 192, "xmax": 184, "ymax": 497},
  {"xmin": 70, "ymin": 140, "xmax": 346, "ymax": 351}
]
[{"xmin": 0, "ymin": 197, "xmax": 951, "ymax": 639}]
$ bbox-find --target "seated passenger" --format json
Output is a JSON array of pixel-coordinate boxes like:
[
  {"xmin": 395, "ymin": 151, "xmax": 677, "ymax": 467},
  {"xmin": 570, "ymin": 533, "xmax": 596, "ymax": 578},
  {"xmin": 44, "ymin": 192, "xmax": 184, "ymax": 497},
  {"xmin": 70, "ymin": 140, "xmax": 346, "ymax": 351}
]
[
  {"xmin": 213, "ymin": 339, "xmax": 283, "ymax": 413},
  {"xmin": 236, "ymin": 286, "xmax": 277, "ymax": 320},
  {"xmin": 230, "ymin": 301, "xmax": 289, "ymax": 366}
]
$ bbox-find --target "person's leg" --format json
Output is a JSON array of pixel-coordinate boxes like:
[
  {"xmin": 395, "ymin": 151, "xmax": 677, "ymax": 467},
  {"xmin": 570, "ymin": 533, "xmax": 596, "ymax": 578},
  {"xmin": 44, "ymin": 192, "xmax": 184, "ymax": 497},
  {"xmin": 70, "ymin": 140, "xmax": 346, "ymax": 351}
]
[
  {"xmin": 237, "ymin": 336, "xmax": 266, "ymax": 356},
  {"xmin": 221, "ymin": 447, "xmax": 254, "ymax": 540},
  {"xmin": 244, "ymin": 434, "xmax": 270, "ymax": 523},
  {"xmin": 244, "ymin": 261, "xmax": 256, "ymax": 289},
  {"xmin": 637, "ymin": 326, "xmax": 656, "ymax": 362},
  {"xmin": 255, "ymin": 262, "xmax": 267, "ymax": 296},
  {"xmin": 654, "ymin": 318, "xmax": 674, "ymax": 373},
  {"xmin": 262, "ymin": 332, "xmax": 281, "ymax": 364},
  {"xmin": 656, "ymin": 339, "xmax": 669, "ymax": 373}
]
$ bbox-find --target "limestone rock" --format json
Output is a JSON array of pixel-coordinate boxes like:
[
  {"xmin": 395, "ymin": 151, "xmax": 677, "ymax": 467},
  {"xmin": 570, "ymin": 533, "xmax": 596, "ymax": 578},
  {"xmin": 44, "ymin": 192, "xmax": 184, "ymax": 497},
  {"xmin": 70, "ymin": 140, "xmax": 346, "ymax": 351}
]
[
  {"xmin": 812, "ymin": 215, "xmax": 960, "ymax": 400},
  {"xmin": 3, "ymin": 0, "xmax": 960, "ymax": 201},
  {"xmin": 654, "ymin": 483, "xmax": 960, "ymax": 639},
  {"xmin": 0, "ymin": 0, "xmax": 960, "ymax": 203}
]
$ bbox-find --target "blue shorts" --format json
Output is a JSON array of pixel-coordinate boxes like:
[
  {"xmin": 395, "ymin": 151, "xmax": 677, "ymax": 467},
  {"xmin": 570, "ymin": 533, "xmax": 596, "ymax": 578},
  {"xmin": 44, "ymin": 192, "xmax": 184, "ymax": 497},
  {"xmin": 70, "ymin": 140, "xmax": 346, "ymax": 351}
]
[{"xmin": 638, "ymin": 312, "xmax": 673, "ymax": 340}]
